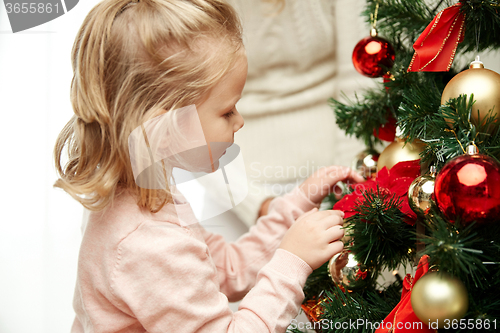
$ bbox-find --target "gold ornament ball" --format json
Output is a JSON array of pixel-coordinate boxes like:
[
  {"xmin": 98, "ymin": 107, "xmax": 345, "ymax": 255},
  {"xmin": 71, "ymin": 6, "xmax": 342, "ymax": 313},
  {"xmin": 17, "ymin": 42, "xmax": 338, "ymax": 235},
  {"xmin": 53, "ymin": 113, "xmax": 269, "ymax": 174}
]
[
  {"xmin": 327, "ymin": 250, "xmax": 366, "ymax": 290},
  {"xmin": 352, "ymin": 149, "xmax": 380, "ymax": 179},
  {"xmin": 411, "ymin": 272, "xmax": 469, "ymax": 328},
  {"xmin": 408, "ymin": 174, "xmax": 435, "ymax": 217},
  {"xmin": 441, "ymin": 60, "xmax": 500, "ymax": 128},
  {"xmin": 377, "ymin": 140, "xmax": 425, "ymax": 172}
]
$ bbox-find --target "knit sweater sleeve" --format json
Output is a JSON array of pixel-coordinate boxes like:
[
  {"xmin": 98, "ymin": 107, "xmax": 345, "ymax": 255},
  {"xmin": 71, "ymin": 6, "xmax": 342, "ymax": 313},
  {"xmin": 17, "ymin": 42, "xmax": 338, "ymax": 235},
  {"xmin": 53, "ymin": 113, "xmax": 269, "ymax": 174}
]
[
  {"xmin": 202, "ymin": 187, "xmax": 318, "ymax": 302},
  {"xmin": 108, "ymin": 215, "xmax": 313, "ymax": 332}
]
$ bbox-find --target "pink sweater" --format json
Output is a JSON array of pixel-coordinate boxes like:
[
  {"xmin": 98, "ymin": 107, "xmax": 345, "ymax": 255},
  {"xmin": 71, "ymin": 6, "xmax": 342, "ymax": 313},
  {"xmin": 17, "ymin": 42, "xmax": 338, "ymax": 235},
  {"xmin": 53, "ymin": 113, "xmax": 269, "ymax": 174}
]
[{"xmin": 71, "ymin": 187, "xmax": 317, "ymax": 333}]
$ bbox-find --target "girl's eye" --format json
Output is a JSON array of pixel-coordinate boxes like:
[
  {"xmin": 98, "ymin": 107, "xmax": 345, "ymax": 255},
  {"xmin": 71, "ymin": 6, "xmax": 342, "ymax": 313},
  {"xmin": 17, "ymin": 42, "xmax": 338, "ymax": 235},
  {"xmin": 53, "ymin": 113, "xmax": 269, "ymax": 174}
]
[{"xmin": 223, "ymin": 110, "xmax": 235, "ymax": 119}]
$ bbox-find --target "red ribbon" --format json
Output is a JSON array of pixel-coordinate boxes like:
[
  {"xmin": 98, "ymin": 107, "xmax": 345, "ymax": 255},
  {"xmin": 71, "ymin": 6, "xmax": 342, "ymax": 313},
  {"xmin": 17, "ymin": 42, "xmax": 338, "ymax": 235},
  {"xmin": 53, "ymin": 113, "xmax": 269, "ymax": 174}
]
[
  {"xmin": 375, "ymin": 255, "xmax": 435, "ymax": 333},
  {"xmin": 407, "ymin": 3, "xmax": 465, "ymax": 72}
]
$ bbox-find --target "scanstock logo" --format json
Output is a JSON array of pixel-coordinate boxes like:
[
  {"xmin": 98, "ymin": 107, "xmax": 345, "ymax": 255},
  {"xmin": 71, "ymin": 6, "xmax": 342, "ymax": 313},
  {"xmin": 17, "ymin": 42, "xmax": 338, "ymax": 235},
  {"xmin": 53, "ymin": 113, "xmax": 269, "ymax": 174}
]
[{"xmin": 4, "ymin": 0, "xmax": 79, "ymax": 33}]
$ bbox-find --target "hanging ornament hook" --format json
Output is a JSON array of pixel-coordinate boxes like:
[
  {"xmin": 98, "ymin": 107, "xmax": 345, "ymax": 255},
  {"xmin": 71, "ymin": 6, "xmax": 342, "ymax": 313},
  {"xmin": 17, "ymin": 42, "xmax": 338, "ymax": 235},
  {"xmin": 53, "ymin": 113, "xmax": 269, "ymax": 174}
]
[
  {"xmin": 444, "ymin": 128, "xmax": 466, "ymax": 154},
  {"xmin": 470, "ymin": 55, "xmax": 484, "ymax": 69},
  {"xmin": 466, "ymin": 142, "xmax": 478, "ymax": 155},
  {"xmin": 474, "ymin": 16, "xmax": 481, "ymax": 56},
  {"xmin": 429, "ymin": 165, "xmax": 437, "ymax": 177},
  {"xmin": 370, "ymin": 1, "xmax": 379, "ymax": 37}
]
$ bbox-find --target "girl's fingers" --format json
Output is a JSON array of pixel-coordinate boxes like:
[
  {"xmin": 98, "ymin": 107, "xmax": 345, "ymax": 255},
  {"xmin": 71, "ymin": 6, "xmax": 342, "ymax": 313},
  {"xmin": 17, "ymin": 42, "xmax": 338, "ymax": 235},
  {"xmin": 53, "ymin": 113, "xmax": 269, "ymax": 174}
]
[
  {"xmin": 324, "ymin": 166, "xmax": 349, "ymax": 178},
  {"xmin": 334, "ymin": 191, "xmax": 344, "ymax": 200},
  {"xmin": 325, "ymin": 167, "xmax": 363, "ymax": 184},
  {"xmin": 330, "ymin": 209, "xmax": 344, "ymax": 218},
  {"xmin": 298, "ymin": 207, "xmax": 318, "ymax": 220},
  {"xmin": 300, "ymin": 210, "xmax": 342, "ymax": 225},
  {"xmin": 323, "ymin": 225, "xmax": 344, "ymax": 243},
  {"xmin": 306, "ymin": 207, "xmax": 319, "ymax": 215},
  {"xmin": 309, "ymin": 210, "xmax": 339, "ymax": 221},
  {"xmin": 346, "ymin": 168, "xmax": 365, "ymax": 183},
  {"xmin": 322, "ymin": 165, "xmax": 346, "ymax": 175},
  {"xmin": 327, "ymin": 240, "xmax": 344, "ymax": 257},
  {"xmin": 319, "ymin": 213, "xmax": 344, "ymax": 229}
]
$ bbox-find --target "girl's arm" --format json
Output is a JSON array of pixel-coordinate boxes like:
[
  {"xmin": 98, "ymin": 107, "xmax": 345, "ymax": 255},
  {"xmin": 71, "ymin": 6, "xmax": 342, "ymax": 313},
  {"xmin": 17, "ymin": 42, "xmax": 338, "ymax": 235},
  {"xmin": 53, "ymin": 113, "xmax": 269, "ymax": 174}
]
[
  {"xmin": 202, "ymin": 186, "xmax": 318, "ymax": 301},
  {"xmin": 108, "ymin": 218, "xmax": 312, "ymax": 333},
  {"xmin": 204, "ymin": 165, "xmax": 363, "ymax": 301}
]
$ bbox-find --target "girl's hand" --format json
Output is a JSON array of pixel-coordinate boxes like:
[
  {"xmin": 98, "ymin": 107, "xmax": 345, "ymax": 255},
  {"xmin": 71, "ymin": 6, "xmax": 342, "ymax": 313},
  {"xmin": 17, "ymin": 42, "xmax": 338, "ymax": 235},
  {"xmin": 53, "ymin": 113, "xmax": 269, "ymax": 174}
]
[
  {"xmin": 279, "ymin": 208, "xmax": 345, "ymax": 270},
  {"xmin": 299, "ymin": 166, "xmax": 364, "ymax": 205}
]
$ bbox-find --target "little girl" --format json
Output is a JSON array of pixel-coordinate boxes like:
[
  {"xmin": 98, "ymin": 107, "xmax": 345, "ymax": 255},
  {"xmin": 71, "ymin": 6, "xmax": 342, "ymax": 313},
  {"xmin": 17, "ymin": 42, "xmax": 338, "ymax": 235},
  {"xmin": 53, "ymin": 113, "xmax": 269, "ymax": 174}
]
[{"xmin": 54, "ymin": 0, "xmax": 363, "ymax": 332}]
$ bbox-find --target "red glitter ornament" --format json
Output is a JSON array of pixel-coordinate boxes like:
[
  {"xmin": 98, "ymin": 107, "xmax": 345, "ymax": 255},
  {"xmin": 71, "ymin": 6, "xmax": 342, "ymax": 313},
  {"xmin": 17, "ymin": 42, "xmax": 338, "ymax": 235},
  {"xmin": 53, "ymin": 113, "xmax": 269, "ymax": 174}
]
[
  {"xmin": 352, "ymin": 32, "xmax": 395, "ymax": 78},
  {"xmin": 434, "ymin": 145, "xmax": 500, "ymax": 225}
]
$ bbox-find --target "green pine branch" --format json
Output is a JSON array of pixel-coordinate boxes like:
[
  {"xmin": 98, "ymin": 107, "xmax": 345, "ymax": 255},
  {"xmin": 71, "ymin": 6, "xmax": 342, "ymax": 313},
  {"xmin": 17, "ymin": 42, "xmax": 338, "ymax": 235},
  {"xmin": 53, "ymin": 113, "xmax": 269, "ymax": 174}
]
[
  {"xmin": 365, "ymin": 0, "xmax": 435, "ymax": 47},
  {"xmin": 402, "ymin": 94, "xmax": 500, "ymax": 170},
  {"xmin": 346, "ymin": 186, "xmax": 416, "ymax": 271},
  {"xmin": 317, "ymin": 283, "xmax": 400, "ymax": 333},
  {"xmin": 322, "ymin": 2, "xmax": 500, "ymax": 331},
  {"xmin": 420, "ymin": 207, "xmax": 489, "ymax": 287},
  {"xmin": 460, "ymin": 0, "xmax": 500, "ymax": 52},
  {"xmin": 333, "ymin": 0, "xmax": 500, "ymax": 146},
  {"xmin": 329, "ymin": 91, "xmax": 388, "ymax": 148},
  {"xmin": 418, "ymin": 206, "xmax": 500, "ymax": 330}
]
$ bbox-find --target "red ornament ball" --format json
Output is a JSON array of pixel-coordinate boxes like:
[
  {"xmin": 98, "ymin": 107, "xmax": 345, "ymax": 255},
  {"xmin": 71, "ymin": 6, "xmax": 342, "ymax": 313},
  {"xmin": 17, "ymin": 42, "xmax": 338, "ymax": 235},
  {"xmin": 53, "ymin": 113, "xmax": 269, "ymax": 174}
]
[
  {"xmin": 352, "ymin": 35, "xmax": 395, "ymax": 78},
  {"xmin": 373, "ymin": 114, "xmax": 397, "ymax": 142},
  {"xmin": 434, "ymin": 153, "xmax": 500, "ymax": 225}
]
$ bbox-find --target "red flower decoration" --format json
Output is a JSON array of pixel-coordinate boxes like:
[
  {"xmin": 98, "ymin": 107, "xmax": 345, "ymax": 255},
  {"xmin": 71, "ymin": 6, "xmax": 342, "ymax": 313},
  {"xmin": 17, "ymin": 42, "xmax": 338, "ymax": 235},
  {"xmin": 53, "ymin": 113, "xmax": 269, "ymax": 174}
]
[{"xmin": 334, "ymin": 160, "xmax": 421, "ymax": 225}]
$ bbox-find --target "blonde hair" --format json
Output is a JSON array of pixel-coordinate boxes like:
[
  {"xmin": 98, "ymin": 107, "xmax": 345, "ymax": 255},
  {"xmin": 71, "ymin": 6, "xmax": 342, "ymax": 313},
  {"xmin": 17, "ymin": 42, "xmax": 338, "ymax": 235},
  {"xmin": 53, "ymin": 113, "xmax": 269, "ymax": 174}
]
[{"xmin": 54, "ymin": 0, "xmax": 243, "ymax": 213}]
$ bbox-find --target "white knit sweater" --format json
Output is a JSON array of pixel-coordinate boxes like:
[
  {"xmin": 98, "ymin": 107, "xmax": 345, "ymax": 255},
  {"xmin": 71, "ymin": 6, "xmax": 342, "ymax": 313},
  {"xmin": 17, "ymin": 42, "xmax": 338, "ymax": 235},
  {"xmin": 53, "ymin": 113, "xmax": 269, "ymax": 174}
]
[{"xmin": 202, "ymin": 0, "xmax": 378, "ymax": 226}]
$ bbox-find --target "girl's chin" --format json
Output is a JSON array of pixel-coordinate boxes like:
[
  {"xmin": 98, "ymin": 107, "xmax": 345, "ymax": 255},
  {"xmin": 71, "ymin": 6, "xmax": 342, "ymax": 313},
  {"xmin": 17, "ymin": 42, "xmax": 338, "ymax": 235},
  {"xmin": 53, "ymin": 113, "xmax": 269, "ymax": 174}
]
[
  {"xmin": 190, "ymin": 161, "xmax": 220, "ymax": 173},
  {"xmin": 173, "ymin": 151, "xmax": 225, "ymax": 173},
  {"xmin": 210, "ymin": 161, "xmax": 220, "ymax": 172}
]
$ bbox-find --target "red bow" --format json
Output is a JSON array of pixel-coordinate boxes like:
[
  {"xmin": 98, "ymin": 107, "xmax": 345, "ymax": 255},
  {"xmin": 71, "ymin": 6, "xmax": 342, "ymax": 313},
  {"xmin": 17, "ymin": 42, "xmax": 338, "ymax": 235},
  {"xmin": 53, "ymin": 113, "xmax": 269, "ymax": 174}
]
[
  {"xmin": 355, "ymin": 268, "xmax": 368, "ymax": 280},
  {"xmin": 407, "ymin": 2, "xmax": 465, "ymax": 72}
]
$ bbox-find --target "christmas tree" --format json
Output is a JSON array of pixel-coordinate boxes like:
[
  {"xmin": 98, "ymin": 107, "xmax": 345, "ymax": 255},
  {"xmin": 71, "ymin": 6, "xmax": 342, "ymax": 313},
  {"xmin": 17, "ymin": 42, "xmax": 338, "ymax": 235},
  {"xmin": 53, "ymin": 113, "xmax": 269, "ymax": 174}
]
[{"xmin": 290, "ymin": 1, "xmax": 500, "ymax": 332}]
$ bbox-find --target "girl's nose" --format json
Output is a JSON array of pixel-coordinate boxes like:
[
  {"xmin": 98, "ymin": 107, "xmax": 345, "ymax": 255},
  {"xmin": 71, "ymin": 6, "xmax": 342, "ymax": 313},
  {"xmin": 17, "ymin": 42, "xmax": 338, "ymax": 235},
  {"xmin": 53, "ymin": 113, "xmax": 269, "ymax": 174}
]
[{"xmin": 233, "ymin": 108, "xmax": 244, "ymax": 132}]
